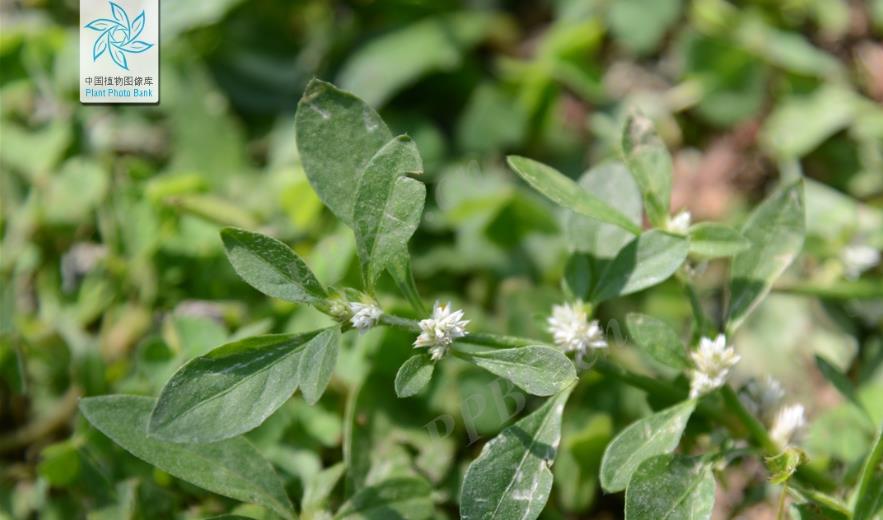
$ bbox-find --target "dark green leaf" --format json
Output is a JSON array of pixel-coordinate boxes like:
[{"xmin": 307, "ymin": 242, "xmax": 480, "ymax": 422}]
[
  {"xmin": 221, "ymin": 227, "xmax": 327, "ymax": 304},
  {"xmin": 815, "ymin": 355, "xmax": 870, "ymax": 420},
  {"xmin": 626, "ymin": 313, "xmax": 689, "ymax": 369},
  {"xmin": 80, "ymin": 395, "xmax": 294, "ymax": 519},
  {"xmin": 600, "ymin": 400, "xmax": 696, "ymax": 492},
  {"xmin": 687, "ymin": 223, "xmax": 750, "ymax": 258},
  {"xmin": 394, "ymin": 354, "xmax": 434, "ymax": 398},
  {"xmin": 297, "ymin": 327, "xmax": 341, "ymax": 405},
  {"xmin": 456, "ymin": 346, "xmax": 577, "ymax": 397},
  {"xmin": 592, "ymin": 230, "xmax": 689, "ymax": 303},
  {"xmin": 621, "ymin": 114, "xmax": 673, "ymax": 227},
  {"xmin": 625, "ymin": 454, "xmax": 715, "ymax": 520}
]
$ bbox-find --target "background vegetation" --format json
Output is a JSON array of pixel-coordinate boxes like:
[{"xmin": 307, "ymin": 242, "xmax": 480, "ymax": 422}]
[{"xmin": 2, "ymin": 0, "xmax": 883, "ymax": 518}]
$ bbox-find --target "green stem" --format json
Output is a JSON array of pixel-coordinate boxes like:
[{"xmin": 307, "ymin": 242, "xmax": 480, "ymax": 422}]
[
  {"xmin": 852, "ymin": 424, "xmax": 883, "ymax": 516},
  {"xmin": 789, "ymin": 482, "xmax": 852, "ymax": 517}
]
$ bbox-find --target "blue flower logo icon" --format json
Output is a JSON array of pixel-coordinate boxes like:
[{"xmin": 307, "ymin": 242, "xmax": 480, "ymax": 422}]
[{"xmin": 84, "ymin": 2, "xmax": 153, "ymax": 70}]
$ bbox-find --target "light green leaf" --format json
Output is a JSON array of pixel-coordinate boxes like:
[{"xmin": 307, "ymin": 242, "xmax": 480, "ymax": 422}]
[
  {"xmin": 302, "ymin": 462, "xmax": 345, "ymax": 518},
  {"xmin": 625, "ymin": 454, "xmax": 715, "ymax": 520},
  {"xmin": 297, "ymin": 327, "xmax": 341, "ymax": 405},
  {"xmin": 853, "ymin": 425, "xmax": 883, "ymax": 520},
  {"xmin": 394, "ymin": 354, "xmax": 435, "ymax": 398},
  {"xmin": 591, "ymin": 230, "xmax": 689, "ymax": 303},
  {"xmin": 687, "ymin": 223, "xmax": 750, "ymax": 258},
  {"xmin": 295, "ymin": 79, "xmax": 393, "ymax": 225},
  {"xmin": 336, "ymin": 477, "xmax": 433, "ymax": 520},
  {"xmin": 80, "ymin": 395, "xmax": 294, "ymax": 519},
  {"xmin": 765, "ymin": 447, "xmax": 805, "ymax": 485},
  {"xmin": 727, "ymin": 181, "xmax": 805, "ymax": 331},
  {"xmin": 600, "ymin": 400, "xmax": 696, "ymax": 492},
  {"xmin": 221, "ymin": 227, "xmax": 327, "ymax": 305},
  {"xmin": 149, "ymin": 330, "xmax": 336, "ymax": 443},
  {"xmin": 609, "ymin": 0, "xmax": 682, "ymax": 55},
  {"xmin": 760, "ymin": 86, "xmax": 856, "ymax": 159},
  {"xmin": 507, "ymin": 155, "xmax": 641, "ymax": 235},
  {"xmin": 353, "ymin": 135, "xmax": 425, "ymax": 289},
  {"xmin": 626, "ymin": 313, "xmax": 689, "ymax": 369},
  {"xmin": 460, "ymin": 387, "xmax": 573, "ymax": 520},
  {"xmin": 622, "ymin": 114, "xmax": 672, "ymax": 227},
  {"xmin": 455, "ymin": 346, "xmax": 577, "ymax": 397}
]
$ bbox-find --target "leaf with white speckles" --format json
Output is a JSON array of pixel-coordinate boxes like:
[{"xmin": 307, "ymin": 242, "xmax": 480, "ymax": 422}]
[
  {"xmin": 625, "ymin": 454, "xmax": 715, "ymax": 520},
  {"xmin": 460, "ymin": 386, "xmax": 573, "ymax": 520},
  {"xmin": 600, "ymin": 399, "xmax": 696, "ymax": 493}
]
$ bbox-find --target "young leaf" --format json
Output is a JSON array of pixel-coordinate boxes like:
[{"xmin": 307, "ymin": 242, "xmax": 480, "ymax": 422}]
[
  {"xmin": 591, "ymin": 230, "xmax": 689, "ymax": 303},
  {"xmin": 626, "ymin": 313, "xmax": 689, "ymax": 369},
  {"xmin": 455, "ymin": 345, "xmax": 577, "ymax": 397},
  {"xmin": 507, "ymin": 155, "xmax": 642, "ymax": 235},
  {"xmin": 600, "ymin": 399, "xmax": 697, "ymax": 492},
  {"xmin": 624, "ymin": 454, "xmax": 715, "ymax": 520},
  {"xmin": 297, "ymin": 327, "xmax": 341, "ymax": 405},
  {"xmin": 80, "ymin": 396, "xmax": 294, "ymax": 519},
  {"xmin": 727, "ymin": 180, "xmax": 805, "ymax": 331},
  {"xmin": 394, "ymin": 353, "xmax": 435, "ymax": 398},
  {"xmin": 460, "ymin": 387, "xmax": 573, "ymax": 520},
  {"xmin": 149, "ymin": 330, "xmax": 336, "ymax": 443},
  {"xmin": 353, "ymin": 135, "xmax": 425, "ymax": 290},
  {"xmin": 687, "ymin": 223, "xmax": 751, "ymax": 258},
  {"xmin": 336, "ymin": 477, "xmax": 433, "ymax": 520},
  {"xmin": 221, "ymin": 227, "xmax": 327, "ymax": 304},
  {"xmin": 621, "ymin": 114, "xmax": 673, "ymax": 227},
  {"xmin": 295, "ymin": 79, "xmax": 393, "ymax": 226}
]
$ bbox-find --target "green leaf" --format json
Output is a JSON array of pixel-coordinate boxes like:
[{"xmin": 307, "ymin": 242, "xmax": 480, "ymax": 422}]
[
  {"xmin": 302, "ymin": 462, "xmax": 345, "ymax": 518},
  {"xmin": 624, "ymin": 454, "xmax": 715, "ymax": 520},
  {"xmin": 600, "ymin": 400, "xmax": 696, "ymax": 492},
  {"xmin": 727, "ymin": 181, "xmax": 805, "ymax": 331},
  {"xmin": 687, "ymin": 223, "xmax": 751, "ymax": 258},
  {"xmin": 455, "ymin": 346, "xmax": 577, "ymax": 397},
  {"xmin": 621, "ymin": 114, "xmax": 673, "ymax": 227},
  {"xmin": 149, "ymin": 330, "xmax": 336, "ymax": 443},
  {"xmin": 295, "ymin": 79, "xmax": 393, "ymax": 225},
  {"xmin": 853, "ymin": 425, "xmax": 883, "ymax": 520},
  {"xmin": 760, "ymin": 86, "xmax": 856, "ymax": 159},
  {"xmin": 626, "ymin": 313, "xmax": 689, "ymax": 369},
  {"xmin": 297, "ymin": 327, "xmax": 341, "ymax": 405},
  {"xmin": 353, "ymin": 135, "xmax": 425, "ymax": 290},
  {"xmin": 221, "ymin": 227, "xmax": 327, "ymax": 305},
  {"xmin": 460, "ymin": 387, "xmax": 573, "ymax": 520},
  {"xmin": 507, "ymin": 155, "xmax": 641, "ymax": 235},
  {"xmin": 336, "ymin": 477, "xmax": 433, "ymax": 520},
  {"xmin": 815, "ymin": 355, "xmax": 870, "ymax": 420},
  {"xmin": 591, "ymin": 230, "xmax": 689, "ymax": 303},
  {"xmin": 394, "ymin": 354, "xmax": 435, "ymax": 398},
  {"xmin": 765, "ymin": 447, "xmax": 805, "ymax": 485},
  {"xmin": 80, "ymin": 395, "xmax": 294, "ymax": 519},
  {"xmin": 609, "ymin": 0, "xmax": 682, "ymax": 55}
]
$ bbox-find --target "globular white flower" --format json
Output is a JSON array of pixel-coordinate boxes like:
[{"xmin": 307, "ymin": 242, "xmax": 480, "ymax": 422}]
[
  {"xmin": 667, "ymin": 210, "xmax": 692, "ymax": 235},
  {"xmin": 841, "ymin": 244, "xmax": 880, "ymax": 279},
  {"xmin": 414, "ymin": 301, "xmax": 469, "ymax": 361},
  {"xmin": 547, "ymin": 302, "xmax": 607, "ymax": 356},
  {"xmin": 770, "ymin": 403, "xmax": 806, "ymax": 448},
  {"xmin": 741, "ymin": 376, "xmax": 785, "ymax": 422},
  {"xmin": 348, "ymin": 302, "xmax": 382, "ymax": 334},
  {"xmin": 688, "ymin": 334, "xmax": 740, "ymax": 398}
]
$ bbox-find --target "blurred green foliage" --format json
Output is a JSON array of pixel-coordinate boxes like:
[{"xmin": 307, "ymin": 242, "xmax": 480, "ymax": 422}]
[{"xmin": 1, "ymin": 0, "xmax": 882, "ymax": 518}]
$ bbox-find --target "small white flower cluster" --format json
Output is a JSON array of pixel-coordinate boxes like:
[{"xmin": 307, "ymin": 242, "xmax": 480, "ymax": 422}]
[
  {"xmin": 841, "ymin": 244, "xmax": 880, "ymax": 279},
  {"xmin": 414, "ymin": 301, "xmax": 469, "ymax": 361},
  {"xmin": 689, "ymin": 334, "xmax": 740, "ymax": 398},
  {"xmin": 666, "ymin": 209, "xmax": 691, "ymax": 235},
  {"xmin": 547, "ymin": 302, "xmax": 607, "ymax": 361},
  {"xmin": 741, "ymin": 376, "xmax": 806, "ymax": 448},
  {"xmin": 348, "ymin": 302, "xmax": 383, "ymax": 334}
]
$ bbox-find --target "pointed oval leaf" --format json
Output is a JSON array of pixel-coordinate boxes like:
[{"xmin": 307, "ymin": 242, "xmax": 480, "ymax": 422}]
[
  {"xmin": 460, "ymin": 387, "xmax": 573, "ymax": 520},
  {"xmin": 221, "ymin": 227, "xmax": 327, "ymax": 304},
  {"xmin": 600, "ymin": 399, "xmax": 697, "ymax": 492},
  {"xmin": 297, "ymin": 327, "xmax": 341, "ymax": 405},
  {"xmin": 622, "ymin": 114, "xmax": 673, "ymax": 227},
  {"xmin": 727, "ymin": 181, "xmax": 805, "ymax": 331},
  {"xmin": 592, "ymin": 230, "xmax": 689, "ymax": 303},
  {"xmin": 456, "ymin": 345, "xmax": 577, "ymax": 397},
  {"xmin": 395, "ymin": 354, "xmax": 435, "ymax": 398},
  {"xmin": 625, "ymin": 454, "xmax": 715, "ymax": 520},
  {"xmin": 507, "ymin": 155, "xmax": 641, "ymax": 235},
  {"xmin": 149, "ymin": 330, "xmax": 335, "ymax": 443},
  {"xmin": 295, "ymin": 79, "xmax": 393, "ymax": 225},
  {"xmin": 626, "ymin": 313, "xmax": 689, "ymax": 369},
  {"xmin": 80, "ymin": 395, "xmax": 294, "ymax": 519},
  {"xmin": 687, "ymin": 222, "xmax": 750, "ymax": 258}
]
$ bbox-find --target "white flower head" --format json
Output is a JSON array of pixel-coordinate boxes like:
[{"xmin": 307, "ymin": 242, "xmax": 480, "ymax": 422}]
[
  {"xmin": 667, "ymin": 210, "xmax": 691, "ymax": 235},
  {"xmin": 348, "ymin": 302, "xmax": 382, "ymax": 334},
  {"xmin": 688, "ymin": 334, "xmax": 740, "ymax": 398},
  {"xmin": 547, "ymin": 302, "xmax": 607, "ymax": 356},
  {"xmin": 741, "ymin": 376, "xmax": 785, "ymax": 422},
  {"xmin": 841, "ymin": 244, "xmax": 880, "ymax": 279},
  {"xmin": 414, "ymin": 301, "xmax": 469, "ymax": 361},
  {"xmin": 770, "ymin": 403, "xmax": 806, "ymax": 448}
]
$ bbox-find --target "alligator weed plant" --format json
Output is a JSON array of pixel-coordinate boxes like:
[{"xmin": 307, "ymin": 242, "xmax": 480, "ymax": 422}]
[{"xmin": 78, "ymin": 80, "xmax": 883, "ymax": 520}]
